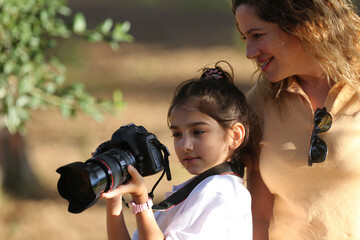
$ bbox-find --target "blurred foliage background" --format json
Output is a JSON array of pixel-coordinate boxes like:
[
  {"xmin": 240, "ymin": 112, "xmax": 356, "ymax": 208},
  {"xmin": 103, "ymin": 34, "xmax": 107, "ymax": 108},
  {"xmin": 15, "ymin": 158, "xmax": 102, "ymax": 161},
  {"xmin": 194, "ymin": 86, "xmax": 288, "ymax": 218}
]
[
  {"xmin": 1, "ymin": 0, "xmax": 360, "ymax": 240},
  {"xmin": 0, "ymin": 1, "xmax": 255, "ymax": 239}
]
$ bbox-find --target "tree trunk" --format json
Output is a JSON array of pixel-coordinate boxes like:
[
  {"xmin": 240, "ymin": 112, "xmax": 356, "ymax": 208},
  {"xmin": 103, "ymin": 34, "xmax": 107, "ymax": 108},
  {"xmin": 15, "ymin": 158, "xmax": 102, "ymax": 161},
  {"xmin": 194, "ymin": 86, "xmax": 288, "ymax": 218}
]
[{"xmin": 0, "ymin": 129, "xmax": 44, "ymax": 198}]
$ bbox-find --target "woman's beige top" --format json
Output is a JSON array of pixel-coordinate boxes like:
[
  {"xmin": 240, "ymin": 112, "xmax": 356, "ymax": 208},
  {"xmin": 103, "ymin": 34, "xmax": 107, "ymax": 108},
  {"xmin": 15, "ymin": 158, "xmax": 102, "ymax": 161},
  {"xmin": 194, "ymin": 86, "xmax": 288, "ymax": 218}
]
[{"xmin": 247, "ymin": 77, "xmax": 360, "ymax": 240}]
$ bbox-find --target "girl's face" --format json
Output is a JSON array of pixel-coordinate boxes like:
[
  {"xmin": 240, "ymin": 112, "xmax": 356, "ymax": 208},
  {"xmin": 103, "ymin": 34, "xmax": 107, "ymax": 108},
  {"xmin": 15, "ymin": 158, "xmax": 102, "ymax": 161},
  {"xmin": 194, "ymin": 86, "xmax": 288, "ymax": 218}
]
[
  {"xmin": 169, "ymin": 104, "xmax": 234, "ymax": 175},
  {"xmin": 235, "ymin": 4, "xmax": 316, "ymax": 83}
]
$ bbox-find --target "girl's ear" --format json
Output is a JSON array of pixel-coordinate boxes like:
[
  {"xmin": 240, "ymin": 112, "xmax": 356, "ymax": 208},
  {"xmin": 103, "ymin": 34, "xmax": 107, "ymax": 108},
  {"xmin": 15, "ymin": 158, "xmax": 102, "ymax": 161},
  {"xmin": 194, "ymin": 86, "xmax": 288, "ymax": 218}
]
[{"xmin": 228, "ymin": 122, "xmax": 245, "ymax": 150}]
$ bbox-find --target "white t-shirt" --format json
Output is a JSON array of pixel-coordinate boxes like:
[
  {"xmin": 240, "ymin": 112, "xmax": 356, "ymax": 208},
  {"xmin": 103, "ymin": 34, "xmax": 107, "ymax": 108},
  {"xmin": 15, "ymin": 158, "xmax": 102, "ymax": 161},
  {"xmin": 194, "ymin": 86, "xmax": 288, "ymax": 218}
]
[{"xmin": 132, "ymin": 174, "xmax": 252, "ymax": 240}]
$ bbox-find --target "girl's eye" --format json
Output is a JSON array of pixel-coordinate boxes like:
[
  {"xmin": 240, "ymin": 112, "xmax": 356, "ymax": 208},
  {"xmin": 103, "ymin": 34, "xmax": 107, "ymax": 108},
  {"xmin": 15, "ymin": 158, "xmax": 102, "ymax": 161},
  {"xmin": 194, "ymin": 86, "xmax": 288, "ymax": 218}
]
[{"xmin": 172, "ymin": 132, "xmax": 182, "ymax": 138}]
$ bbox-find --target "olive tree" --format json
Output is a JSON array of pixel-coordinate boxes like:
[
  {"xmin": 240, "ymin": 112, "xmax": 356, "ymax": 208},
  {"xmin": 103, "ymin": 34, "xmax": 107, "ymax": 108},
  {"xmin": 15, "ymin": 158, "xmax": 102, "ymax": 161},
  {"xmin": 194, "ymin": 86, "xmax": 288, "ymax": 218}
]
[{"xmin": 0, "ymin": 0, "xmax": 132, "ymax": 197}]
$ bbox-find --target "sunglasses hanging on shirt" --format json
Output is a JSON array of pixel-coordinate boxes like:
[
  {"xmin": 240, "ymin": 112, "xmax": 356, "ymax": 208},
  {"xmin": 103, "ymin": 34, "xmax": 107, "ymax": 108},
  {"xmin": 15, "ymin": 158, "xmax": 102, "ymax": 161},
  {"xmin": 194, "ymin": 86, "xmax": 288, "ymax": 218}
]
[{"xmin": 308, "ymin": 107, "xmax": 332, "ymax": 166}]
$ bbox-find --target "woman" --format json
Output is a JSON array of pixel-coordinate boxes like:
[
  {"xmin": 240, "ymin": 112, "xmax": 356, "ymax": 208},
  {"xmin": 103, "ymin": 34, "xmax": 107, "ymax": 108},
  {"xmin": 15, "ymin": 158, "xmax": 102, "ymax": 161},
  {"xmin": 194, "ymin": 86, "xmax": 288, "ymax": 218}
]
[{"xmin": 231, "ymin": 0, "xmax": 360, "ymax": 239}]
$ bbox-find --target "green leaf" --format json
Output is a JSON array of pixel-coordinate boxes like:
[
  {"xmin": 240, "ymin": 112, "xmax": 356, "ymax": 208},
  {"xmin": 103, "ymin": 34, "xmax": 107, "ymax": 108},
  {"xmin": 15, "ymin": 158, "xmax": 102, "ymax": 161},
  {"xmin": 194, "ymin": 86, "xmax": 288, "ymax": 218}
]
[
  {"xmin": 54, "ymin": 75, "xmax": 65, "ymax": 85},
  {"xmin": 99, "ymin": 18, "xmax": 113, "ymax": 35},
  {"xmin": 18, "ymin": 76, "xmax": 34, "ymax": 92},
  {"xmin": 87, "ymin": 32, "xmax": 103, "ymax": 42},
  {"xmin": 40, "ymin": 10, "xmax": 49, "ymax": 23},
  {"xmin": 29, "ymin": 97, "xmax": 42, "ymax": 109},
  {"xmin": 109, "ymin": 41, "xmax": 119, "ymax": 51},
  {"xmin": 113, "ymin": 90, "xmax": 125, "ymax": 107},
  {"xmin": 7, "ymin": 107, "xmax": 21, "ymax": 130},
  {"xmin": 0, "ymin": 87, "xmax": 6, "ymax": 99},
  {"xmin": 44, "ymin": 82, "xmax": 56, "ymax": 94},
  {"xmin": 73, "ymin": 12, "xmax": 87, "ymax": 34},
  {"xmin": 60, "ymin": 101, "xmax": 73, "ymax": 117},
  {"xmin": 121, "ymin": 21, "xmax": 131, "ymax": 33},
  {"xmin": 4, "ymin": 61, "xmax": 15, "ymax": 74},
  {"xmin": 112, "ymin": 23, "xmax": 125, "ymax": 41},
  {"xmin": 58, "ymin": 6, "xmax": 72, "ymax": 16},
  {"xmin": 30, "ymin": 37, "xmax": 40, "ymax": 48},
  {"xmin": 112, "ymin": 22, "xmax": 133, "ymax": 42},
  {"xmin": 16, "ymin": 95, "xmax": 30, "ymax": 107}
]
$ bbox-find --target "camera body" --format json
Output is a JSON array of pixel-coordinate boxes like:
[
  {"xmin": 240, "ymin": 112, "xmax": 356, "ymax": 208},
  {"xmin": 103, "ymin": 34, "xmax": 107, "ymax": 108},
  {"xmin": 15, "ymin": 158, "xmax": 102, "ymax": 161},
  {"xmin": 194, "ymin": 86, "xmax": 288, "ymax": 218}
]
[
  {"xmin": 108, "ymin": 123, "xmax": 166, "ymax": 179},
  {"xmin": 56, "ymin": 123, "xmax": 171, "ymax": 213}
]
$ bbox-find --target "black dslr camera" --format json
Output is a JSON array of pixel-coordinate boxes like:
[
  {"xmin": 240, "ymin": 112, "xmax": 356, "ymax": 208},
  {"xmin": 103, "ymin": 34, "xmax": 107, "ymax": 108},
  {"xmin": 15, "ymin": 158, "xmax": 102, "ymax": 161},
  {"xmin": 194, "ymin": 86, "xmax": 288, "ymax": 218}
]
[{"xmin": 56, "ymin": 123, "xmax": 171, "ymax": 213}]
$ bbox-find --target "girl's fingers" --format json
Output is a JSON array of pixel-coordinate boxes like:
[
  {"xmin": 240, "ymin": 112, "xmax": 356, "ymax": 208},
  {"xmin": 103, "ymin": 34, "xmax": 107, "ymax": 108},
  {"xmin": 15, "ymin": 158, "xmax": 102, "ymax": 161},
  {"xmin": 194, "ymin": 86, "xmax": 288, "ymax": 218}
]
[
  {"xmin": 101, "ymin": 190, "xmax": 120, "ymax": 199},
  {"xmin": 101, "ymin": 186, "xmax": 126, "ymax": 199},
  {"xmin": 101, "ymin": 165, "xmax": 147, "ymax": 199},
  {"xmin": 127, "ymin": 165, "xmax": 143, "ymax": 182}
]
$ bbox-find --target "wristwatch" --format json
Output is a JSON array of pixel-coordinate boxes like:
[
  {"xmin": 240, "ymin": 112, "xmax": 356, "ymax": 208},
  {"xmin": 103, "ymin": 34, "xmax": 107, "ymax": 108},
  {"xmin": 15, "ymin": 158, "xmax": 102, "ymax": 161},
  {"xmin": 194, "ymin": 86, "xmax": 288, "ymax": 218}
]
[{"xmin": 129, "ymin": 198, "xmax": 153, "ymax": 215}]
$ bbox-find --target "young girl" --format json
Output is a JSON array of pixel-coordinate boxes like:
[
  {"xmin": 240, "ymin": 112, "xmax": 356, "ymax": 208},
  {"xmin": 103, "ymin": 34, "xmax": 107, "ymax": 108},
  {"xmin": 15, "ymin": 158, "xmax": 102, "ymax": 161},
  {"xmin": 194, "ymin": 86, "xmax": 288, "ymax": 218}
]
[{"xmin": 101, "ymin": 61, "xmax": 259, "ymax": 240}]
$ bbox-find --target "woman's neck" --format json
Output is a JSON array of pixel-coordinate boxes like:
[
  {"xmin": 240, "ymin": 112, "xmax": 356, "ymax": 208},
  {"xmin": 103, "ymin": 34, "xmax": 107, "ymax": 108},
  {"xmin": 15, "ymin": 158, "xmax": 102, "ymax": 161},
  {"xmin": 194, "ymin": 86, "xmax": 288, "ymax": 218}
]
[{"xmin": 296, "ymin": 74, "xmax": 333, "ymax": 110}]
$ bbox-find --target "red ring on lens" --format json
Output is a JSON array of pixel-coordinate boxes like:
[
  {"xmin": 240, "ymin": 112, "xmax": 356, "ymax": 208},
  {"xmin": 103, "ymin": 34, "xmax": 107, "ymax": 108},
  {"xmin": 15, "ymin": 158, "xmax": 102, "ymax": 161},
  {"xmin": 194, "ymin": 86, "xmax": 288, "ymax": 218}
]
[{"xmin": 94, "ymin": 157, "xmax": 114, "ymax": 191}]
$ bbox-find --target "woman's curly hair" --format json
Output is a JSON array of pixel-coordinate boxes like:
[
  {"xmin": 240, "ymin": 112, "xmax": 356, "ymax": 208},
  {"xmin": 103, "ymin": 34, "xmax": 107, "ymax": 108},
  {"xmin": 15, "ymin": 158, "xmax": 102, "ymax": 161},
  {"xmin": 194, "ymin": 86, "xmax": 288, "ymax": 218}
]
[{"xmin": 232, "ymin": 0, "xmax": 360, "ymax": 98}]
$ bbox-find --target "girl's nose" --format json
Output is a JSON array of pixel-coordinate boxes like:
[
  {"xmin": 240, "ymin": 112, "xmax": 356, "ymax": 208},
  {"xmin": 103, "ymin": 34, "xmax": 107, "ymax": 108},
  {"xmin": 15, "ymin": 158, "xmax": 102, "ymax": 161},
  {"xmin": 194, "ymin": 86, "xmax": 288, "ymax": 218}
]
[
  {"xmin": 246, "ymin": 42, "xmax": 260, "ymax": 59},
  {"xmin": 180, "ymin": 135, "xmax": 193, "ymax": 152}
]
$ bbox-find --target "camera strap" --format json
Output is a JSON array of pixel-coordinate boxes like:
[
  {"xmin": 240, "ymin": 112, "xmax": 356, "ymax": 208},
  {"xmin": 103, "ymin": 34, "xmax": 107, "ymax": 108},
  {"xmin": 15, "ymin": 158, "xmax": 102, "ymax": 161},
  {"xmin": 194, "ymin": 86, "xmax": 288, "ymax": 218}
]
[
  {"xmin": 152, "ymin": 161, "xmax": 239, "ymax": 211},
  {"xmin": 123, "ymin": 138, "xmax": 172, "ymax": 210}
]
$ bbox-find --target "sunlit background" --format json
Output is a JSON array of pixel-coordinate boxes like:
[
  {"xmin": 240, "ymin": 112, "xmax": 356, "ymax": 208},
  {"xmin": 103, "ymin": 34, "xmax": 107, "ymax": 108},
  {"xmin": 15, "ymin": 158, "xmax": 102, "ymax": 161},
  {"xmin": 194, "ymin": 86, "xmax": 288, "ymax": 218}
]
[{"xmin": 5, "ymin": 0, "xmax": 360, "ymax": 239}]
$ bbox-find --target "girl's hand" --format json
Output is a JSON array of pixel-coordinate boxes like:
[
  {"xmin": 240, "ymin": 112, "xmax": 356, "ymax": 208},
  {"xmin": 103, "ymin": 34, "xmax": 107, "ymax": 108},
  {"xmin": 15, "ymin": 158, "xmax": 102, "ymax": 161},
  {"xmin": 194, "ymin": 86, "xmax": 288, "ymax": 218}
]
[{"xmin": 101, "ymin": 165, "xmax": 148, "ymax": 202}]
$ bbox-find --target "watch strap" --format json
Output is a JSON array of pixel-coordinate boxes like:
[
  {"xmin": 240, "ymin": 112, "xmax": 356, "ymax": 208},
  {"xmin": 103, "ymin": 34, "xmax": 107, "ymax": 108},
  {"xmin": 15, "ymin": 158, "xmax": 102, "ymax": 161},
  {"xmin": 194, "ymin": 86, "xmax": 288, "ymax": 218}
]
[{"xmin": 129, "ymin": 198, "xmax": 153, "ymax": 215}]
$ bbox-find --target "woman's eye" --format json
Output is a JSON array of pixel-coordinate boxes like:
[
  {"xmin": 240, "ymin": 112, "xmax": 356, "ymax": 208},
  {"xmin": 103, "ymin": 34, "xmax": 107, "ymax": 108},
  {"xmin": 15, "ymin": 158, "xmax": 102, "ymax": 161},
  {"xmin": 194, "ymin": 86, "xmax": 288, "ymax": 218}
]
[
  {"xmin": 194, "ymin": 130, "xmax": 205, "ymax": 135},
  {"xmin": 252, "ymin": 33, "xmax": 263, "ymax": 40},
  {"xmin": 241, "ymin": 33, "xmax": 263, "ymax": 41}
]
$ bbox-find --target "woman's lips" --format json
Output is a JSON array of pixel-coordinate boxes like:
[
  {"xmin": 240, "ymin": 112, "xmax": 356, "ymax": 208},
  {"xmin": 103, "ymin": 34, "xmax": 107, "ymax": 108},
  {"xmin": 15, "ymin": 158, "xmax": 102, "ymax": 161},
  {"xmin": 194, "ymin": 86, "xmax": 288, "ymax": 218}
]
[{"xmin": 259, "ymin": 57, "xmax": 273, "ymax": 71}]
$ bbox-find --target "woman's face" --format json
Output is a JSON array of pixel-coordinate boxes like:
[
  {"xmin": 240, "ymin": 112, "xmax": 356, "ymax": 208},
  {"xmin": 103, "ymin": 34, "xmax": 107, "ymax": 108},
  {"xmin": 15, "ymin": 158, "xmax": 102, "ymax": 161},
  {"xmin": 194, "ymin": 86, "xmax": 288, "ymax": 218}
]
[{"xmin": 235, "ymin": 4, "xmax": 314, "ymax": 83}]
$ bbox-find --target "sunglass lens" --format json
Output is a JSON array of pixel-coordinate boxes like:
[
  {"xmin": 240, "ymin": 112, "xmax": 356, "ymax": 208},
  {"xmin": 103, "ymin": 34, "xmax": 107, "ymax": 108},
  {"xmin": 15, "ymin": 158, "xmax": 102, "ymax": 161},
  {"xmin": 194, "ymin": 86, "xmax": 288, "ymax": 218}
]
[
  {"xmin": 309, "ymin": 136, "xmax": 328, "ymax": 165},
  {"xmin": 314, "ymin": 109, "xmax": 332, "ymax": 132}
]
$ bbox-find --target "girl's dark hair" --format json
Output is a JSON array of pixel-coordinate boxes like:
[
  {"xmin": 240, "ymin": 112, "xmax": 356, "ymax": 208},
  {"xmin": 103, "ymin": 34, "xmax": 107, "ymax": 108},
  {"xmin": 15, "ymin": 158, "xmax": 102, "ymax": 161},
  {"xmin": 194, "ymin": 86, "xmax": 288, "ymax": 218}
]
[{"xmin": 167, "ymin": 61, "xmax": 260, "ymax": 177}]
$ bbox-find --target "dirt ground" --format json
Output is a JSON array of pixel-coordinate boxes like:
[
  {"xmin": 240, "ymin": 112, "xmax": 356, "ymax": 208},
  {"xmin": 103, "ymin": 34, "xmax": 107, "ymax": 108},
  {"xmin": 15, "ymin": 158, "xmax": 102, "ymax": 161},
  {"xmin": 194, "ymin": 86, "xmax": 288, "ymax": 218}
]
[{"xmin": 0, "ymin": 2, "xmax": 257, "ymax": 238}]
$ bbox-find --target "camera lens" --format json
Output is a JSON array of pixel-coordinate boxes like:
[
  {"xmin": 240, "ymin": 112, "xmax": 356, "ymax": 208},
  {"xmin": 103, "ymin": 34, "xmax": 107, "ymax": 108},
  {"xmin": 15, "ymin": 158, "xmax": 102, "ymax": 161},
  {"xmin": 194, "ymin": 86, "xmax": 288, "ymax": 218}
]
[
  {"xmin": 56, "ymin": 123, "xmax": 171, "ymax": 214},
  {"xmin": 56, "ymin": 148, "xmax": 136, "ymax": 213},
  {"xmin": 67, "ymin": 169, "xmax": 94, "ymax": 205}
]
